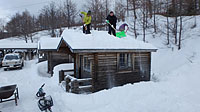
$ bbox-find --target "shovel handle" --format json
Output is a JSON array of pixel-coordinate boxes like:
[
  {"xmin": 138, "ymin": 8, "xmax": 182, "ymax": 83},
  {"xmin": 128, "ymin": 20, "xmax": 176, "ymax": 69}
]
[{"xmin": 107, "ymin": 22, "xmax": 117, "ymax": 32}]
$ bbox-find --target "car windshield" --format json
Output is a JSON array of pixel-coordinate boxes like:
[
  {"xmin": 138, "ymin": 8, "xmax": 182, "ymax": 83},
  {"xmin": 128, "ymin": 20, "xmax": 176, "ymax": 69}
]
[{"xmin": 5, "ymin": 55, "xmax": 19, "ymax": 60}]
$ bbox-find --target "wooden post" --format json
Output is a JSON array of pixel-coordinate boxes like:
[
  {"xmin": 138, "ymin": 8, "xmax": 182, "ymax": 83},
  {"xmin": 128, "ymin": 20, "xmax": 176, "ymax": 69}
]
[
  {"xmin": 16, "ymin": 87, "xmax": 19, "ymax": 99},
  {"xmin": 92, "ymin": 53, "xmax": 98, "ymax": 92},
  {"xmin": 59, "ymin": 70, "xmax": 64, "ymax": 83},
  {"xmin": 74, "ymin": 54, "xmax": 77, "ymax": 78},
  {"xmin": 14, "ymin": 93, "xmax": 17, "ymax": 106},
  {"xmin": 65, "ymin": 78, "xmax": 70, "ymax": 92},
  {"xmin": 71, "ymin": 80, "xmax": 79, "ymax": 94},
  {"xmin": 148, "ymin": 52, "xmax": 151, "ymax": 81}
]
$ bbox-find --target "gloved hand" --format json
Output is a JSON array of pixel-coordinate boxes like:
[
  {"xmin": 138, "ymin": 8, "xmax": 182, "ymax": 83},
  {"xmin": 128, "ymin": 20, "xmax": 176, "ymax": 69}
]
[
  {"xmin": 84, "ymin": 24, "xmax": 86, "ymax": 27},
  {"xmin": 106, "ymin": 20, "xmax": 109, "ymax": 23}
]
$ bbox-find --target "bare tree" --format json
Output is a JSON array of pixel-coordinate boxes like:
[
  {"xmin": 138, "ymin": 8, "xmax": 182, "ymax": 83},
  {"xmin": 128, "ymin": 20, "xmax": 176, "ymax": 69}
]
[
  {"xmin": 115, "ymin": 0, "xmax": 126, "ymax": 22},
  {"xmin": 20, "ymin": 10, "xmax": 33, "ymax": 43},
  {"xmin": 63, "ymin": 0, "xmax": 77, "ymax": 28},
  {"xmin": 166, "ymin": 0, "xmax": 170, "ymax": 45},
  {"xmin": 141, "ymin": 0, "xmax": 147, "ymax": 42},
  {"xmin": 85, "ymin": 0, "xmax": 105, "ymax": 30},
  {"xmin": 105, "ymin": 0, "xmax": 110, "ymax": 17},
  {"xmin": 147, "ymin": 0, "xmax": 153, "ymax": 19},
  {"xmin": 127, "ymin": 0, "xmax": 129, "ymax": 17},
  {"xmin": 172, "ymin": 0, "xmax": 178, "ymax": 44},
  {"xmin": 130, "ymin": 0, "xmax": 138, "ymax": 39},
  {"xmin": 178, "ymin": 0, "xmax": 183, "ymax": 50},
  {"xmin": 0, "ymin": 18, "xmax": 5, "ymax": 39},
  {"xmin": 0, "ymin": 19, "xmax": 5, "ymax": 32},
  {"xmin": 153, "ymin": 0, "xmax": 157, "ymax": 33}
]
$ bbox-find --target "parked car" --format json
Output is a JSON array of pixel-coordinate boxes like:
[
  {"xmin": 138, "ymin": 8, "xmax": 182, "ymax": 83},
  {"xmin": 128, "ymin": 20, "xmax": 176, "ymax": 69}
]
[
  {"xmin": 13, "ymin": 50, "xmax": 26, "ymax": 57},
  {"xmin": 0, "ymin": 52, "xmax": 3, "ymax": 67},
  {"xmin": 2, "ymin": 53, "xmax": 24, "ymax": 71}
]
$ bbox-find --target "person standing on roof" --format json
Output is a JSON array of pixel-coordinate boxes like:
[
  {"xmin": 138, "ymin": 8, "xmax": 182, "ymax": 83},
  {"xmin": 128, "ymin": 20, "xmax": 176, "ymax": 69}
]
[
  {"xmin": 80, "ymin": 11, "xmax": 92, "ymax": 34},
  {"xmin": 106, "ymin": 11, "xmax": 117, "ymax": 36}
]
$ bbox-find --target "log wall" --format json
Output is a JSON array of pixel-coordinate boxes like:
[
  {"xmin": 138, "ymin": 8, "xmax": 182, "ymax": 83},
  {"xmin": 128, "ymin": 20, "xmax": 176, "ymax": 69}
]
[
  {"xmin": 77, "ymin": 52, "xmax": 151, "ymax": 92},
  {"xmin": 48, "ymin": 51, "xmax": 73, "ymax": 75}
]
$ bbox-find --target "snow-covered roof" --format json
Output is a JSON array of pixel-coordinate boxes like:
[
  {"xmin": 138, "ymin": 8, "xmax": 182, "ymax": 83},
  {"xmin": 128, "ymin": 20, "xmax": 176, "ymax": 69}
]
[
  {"xmin": 0, "ymin": 42, "xmax": 37, "ymax": 49},
  {"xmin": 61, "ymin": 29, "xmax": 157, "ymax": 53},
  {"xmin": 38, "ymin": 37, "xmax": 62, "ymax": 51}
]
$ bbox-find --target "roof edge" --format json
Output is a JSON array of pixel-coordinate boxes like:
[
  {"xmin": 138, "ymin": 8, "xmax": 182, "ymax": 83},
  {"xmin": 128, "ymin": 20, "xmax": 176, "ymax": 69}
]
[{"xmin": 73, "ymin": 49, "xmax": 157, "ymax": 53}]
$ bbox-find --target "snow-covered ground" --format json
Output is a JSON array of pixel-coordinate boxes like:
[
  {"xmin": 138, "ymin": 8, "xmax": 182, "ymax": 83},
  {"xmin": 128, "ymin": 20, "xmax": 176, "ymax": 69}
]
[{"xmin": 1, "ymin": 16, "xmax": 200, "ymax": 111}]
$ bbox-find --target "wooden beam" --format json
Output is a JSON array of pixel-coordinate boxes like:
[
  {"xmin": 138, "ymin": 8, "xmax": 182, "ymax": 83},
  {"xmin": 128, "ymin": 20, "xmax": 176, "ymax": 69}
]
[
  {"xmin": 73, "ymin": 49, "xmax": 157, "ymax": 53},
  {"xmin": 74, "ymin": 54, "xmax": 77, "ymax": 78},
  {"xmin": 148, "ymin": 52, "xmax": 151, "ymax": 81},
  {"xmin": 92, "ymin": 53, "xmax": 98, "ymax": 92}
]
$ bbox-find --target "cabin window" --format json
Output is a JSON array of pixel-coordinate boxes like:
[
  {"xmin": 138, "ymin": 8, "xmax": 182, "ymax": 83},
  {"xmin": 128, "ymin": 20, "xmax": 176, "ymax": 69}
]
[
  {"xmin": 118, "ymin": 53, "xmax": 132, "ymax": 70},
  {"xmin": 83, "ymin": 57, "xmax": 91, "ymax": 72}
]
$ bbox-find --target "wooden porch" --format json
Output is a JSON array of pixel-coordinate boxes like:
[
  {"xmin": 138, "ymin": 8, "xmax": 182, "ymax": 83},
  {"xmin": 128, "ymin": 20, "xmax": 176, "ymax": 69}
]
[{"xmin": 59, "ymin": 69, "xmax": 93, "ymax": 94}]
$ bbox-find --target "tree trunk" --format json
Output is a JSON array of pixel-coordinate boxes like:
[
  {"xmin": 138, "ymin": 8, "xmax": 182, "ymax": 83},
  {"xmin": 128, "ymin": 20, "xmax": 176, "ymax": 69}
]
[
  {"xmin": 143, "ymin": 8, "xmax": 146, "ymax": 42},
  {"xmin": 166, "ymin": 0, "xmax": 169, "ymax": 45},
  {"xmin": 133, "ymin": 0, "xmax": 137, "ymax": 39},
  {"xmin": 30, "ymin": 33, "xmax": 33, "ymax": 43},
  {"xmin": 174, "ymin": 17, "xmax": 178, "ymax": 44},
  {"xmin": 167, "ymin": 16, "xmax": 169, "ymax": 45},
  {"xmin": 67, "ymin": 0, "xmax": 70, "ymax": 28},
  {"xmin": 153, "ymin": 0, "xmax": 157, "ymax": 33},
  {"xmin": 148, "ymin": 0, "xmax": 153, "ymax": 18},
  {"xmin": 178, "ymin": 0, "xmax": 183, "ymax": 50},
  {"xmin": 24, "ymin": 35, "xmax": 28, "ymax": 43},
  {"xmin": 127, "ymin": 0, "xmax": 129, "ymax": 17}
]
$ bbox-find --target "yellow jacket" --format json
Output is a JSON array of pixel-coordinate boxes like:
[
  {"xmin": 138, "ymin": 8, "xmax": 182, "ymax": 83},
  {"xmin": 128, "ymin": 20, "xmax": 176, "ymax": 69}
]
[{"xmin": 81, "ymin": 12, "xmax": 91, "ymax": 25}]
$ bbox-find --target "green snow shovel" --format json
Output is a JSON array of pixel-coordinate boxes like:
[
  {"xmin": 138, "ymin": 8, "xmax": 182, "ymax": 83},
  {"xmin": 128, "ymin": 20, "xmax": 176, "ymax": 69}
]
[{"xmin": 106, "ymin": 21, "xmax": 126, "ymax": 38}]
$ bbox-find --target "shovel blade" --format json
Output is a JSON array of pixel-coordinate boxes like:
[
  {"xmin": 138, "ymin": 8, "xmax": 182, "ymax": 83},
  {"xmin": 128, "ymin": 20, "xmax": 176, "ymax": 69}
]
[{"xmin": 116, "ymin": 31, "xmax": 126, "ymax": 38}]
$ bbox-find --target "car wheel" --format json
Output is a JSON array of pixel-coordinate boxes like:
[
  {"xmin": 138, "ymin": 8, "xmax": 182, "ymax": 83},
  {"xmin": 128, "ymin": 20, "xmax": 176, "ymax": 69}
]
[
  {"xmin": 19, "ymin": 65, "xmax": 23, "ymax": 69},
  {"xmin": 4, "ymin": 68, "xmax": 7, "ymax": 71}
]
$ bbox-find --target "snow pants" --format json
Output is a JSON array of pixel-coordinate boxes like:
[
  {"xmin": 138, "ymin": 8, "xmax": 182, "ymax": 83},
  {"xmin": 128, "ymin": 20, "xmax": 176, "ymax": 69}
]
[
  {"xmin": 83, "ymin": 24, "xmax": 91, "ymax": 34},
  {"xmin": 108, "ymin": 24, "xmax": 116, "ymax": 36}
]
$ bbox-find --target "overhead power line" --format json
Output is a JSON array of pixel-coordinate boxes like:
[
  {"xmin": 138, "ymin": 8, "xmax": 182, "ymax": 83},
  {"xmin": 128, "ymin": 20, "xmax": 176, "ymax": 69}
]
[{"xmin": 2, "ymin": 1, "xmax": 51, "ymax": 11}]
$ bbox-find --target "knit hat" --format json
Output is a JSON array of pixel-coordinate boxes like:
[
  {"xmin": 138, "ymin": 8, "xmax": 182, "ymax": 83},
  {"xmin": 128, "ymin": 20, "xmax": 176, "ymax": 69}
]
[{"xmin": 87, "ymin": 10, "xmax": 91, "ymax": 15}]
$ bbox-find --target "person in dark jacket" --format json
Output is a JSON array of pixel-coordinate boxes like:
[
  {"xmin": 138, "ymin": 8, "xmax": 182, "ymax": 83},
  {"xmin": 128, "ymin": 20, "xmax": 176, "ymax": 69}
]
[{"xmin": 106, "ymin": 11, "xmax": 117, "ymax": 36}]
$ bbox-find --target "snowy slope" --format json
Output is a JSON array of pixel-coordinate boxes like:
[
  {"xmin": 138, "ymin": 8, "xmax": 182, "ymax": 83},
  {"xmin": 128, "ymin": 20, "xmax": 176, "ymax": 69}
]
[{"xmin": 0, "ymin": 30, "xmax": 51, "ymax": 44}]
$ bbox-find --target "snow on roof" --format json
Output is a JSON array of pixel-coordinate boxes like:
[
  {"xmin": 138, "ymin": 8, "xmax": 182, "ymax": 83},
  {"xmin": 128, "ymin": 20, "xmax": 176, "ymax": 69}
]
[
  {"xmin": 38, "ymin": 36, "xmax": 62, "ymax": 50},
  {"xmin": 0, "ymin": 42, "xmax": 37, "ymax": 49},
  {"xmin": 61, "ymin": 29, "xmax": 157, "ymax": 53}
]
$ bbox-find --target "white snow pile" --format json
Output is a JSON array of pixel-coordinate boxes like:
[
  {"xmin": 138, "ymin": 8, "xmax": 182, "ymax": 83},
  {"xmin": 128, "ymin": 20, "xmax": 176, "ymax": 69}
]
[
  {"xmin": 37, "ymin": 61, "xmax": 51, "ymax": 77},
  {"xmin": 52, "ymin": 63, "xmax": 74, "ymax": 82},
  {"xmin": 0, "ymin": 42, "xmax": 37, "ymax": 49},
  {"xmin": 38, "ymin": 36, "xmax": 62, "ymax": 50},
  {"xmin": 62, "ymin": 29, "xmax": 157, "ymax": 50}
]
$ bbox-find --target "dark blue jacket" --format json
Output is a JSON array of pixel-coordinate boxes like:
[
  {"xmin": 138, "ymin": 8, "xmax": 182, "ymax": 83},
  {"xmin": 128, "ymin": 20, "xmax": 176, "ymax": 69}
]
[{"xmin": 106, "ymin": 15, "xmax": 117, "ymax": 26}]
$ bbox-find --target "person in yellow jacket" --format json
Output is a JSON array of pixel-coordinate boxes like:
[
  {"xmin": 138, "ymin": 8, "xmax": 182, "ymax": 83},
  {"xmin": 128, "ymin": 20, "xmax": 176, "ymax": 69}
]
[{"xmin": 80, "ymin": 11, "xmax": 91, "ymax": 34}]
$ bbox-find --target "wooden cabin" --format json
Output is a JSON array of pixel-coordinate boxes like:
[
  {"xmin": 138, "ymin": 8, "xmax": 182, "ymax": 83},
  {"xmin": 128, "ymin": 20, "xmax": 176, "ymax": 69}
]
[
  {"xmin": 38, "ymin": 37, "xmax": 73, "ymax": 75},
  {"xmin": 57, "ymin": 30, "xmax": 157, "ymax": 93}
]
